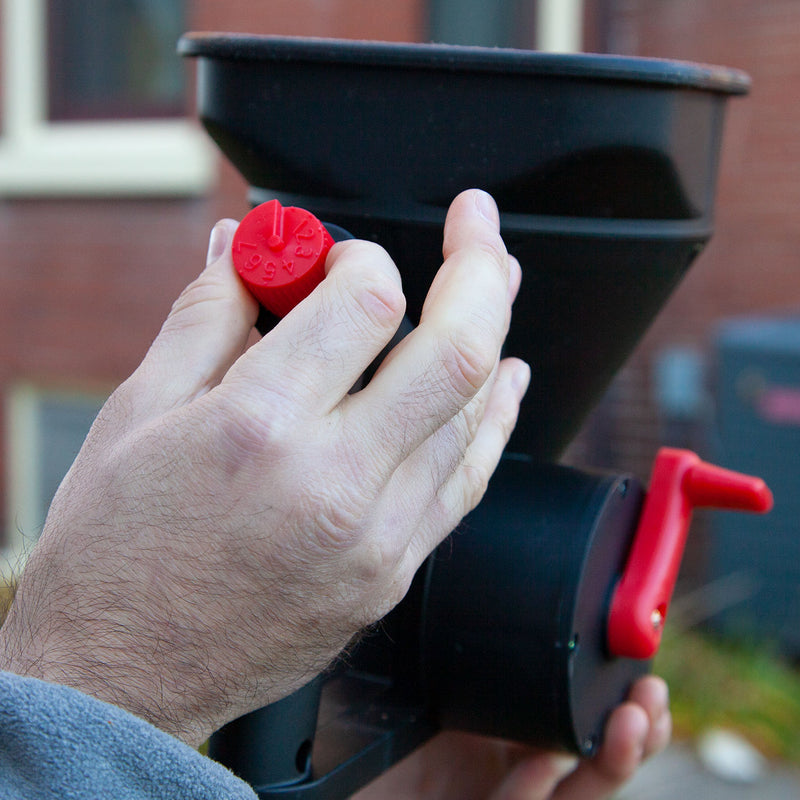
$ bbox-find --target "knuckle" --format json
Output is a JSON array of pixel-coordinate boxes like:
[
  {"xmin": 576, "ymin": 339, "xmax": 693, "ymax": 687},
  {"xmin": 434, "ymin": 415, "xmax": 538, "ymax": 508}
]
[
  {"xmin": 342, "ymin": 273, "xmax": 405, "ymax": 336},
  {"xmin": 439, "ymin": 329, "xmax": 497, "ymax": 400},
  {"xmin": 458, "ymin": 398, "xmax": 484, "ymax": 444},
  {"xmin": 295, "ymin": 457, "xmax": 376, "ymax": 555},
  {"xmin": 354, "ymin": 568, "xmax": 413, "ymax": 625},
  {"xmin": 306, "ymin": 491, "xmax": 366, "ymax": 553},
  {"xmin": 458, "ymin": 461, "xmax": 493, "ymax": 513},
  {"xmin": 474, "ymin": 236, "xmax": 510, "ymax": 274},
  {"xmin": 303, "ymin": 509, "xmax": 413, "ymax": 628},
  {"xmin": 454, "ymin": 236, "xmax": 509, "ymax": 283},
  {"xmin": 212, "ymin": 398, "xmax": 293, "ymax": 477},
  {"xmin": 331, "ymin": 241, "xmax": 406, "ymax": 331},
  {"xmin": 167, "ymin": 273, "xmax": 232, "ymax": 326},
  {"xmin": 352, "ymin": 538, "xmax": 402, "ymax": 588},
  {"xmin": 336, "ymin": 527, "xmax": 412, "ymax": 620}
]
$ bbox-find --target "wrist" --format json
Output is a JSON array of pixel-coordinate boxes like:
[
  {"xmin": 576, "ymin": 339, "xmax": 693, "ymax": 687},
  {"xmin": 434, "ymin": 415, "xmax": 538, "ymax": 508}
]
[{"xmin": 0, "ymin": 576, "xmax": 209, "ymax": 747}]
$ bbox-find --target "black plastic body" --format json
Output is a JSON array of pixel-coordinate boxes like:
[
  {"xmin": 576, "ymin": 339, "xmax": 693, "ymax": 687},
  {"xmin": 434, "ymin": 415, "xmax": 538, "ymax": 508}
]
[
  {"xmin": 422, "ymin": 457, "xmax": 649, "ymax": 753},
  {"xmin": 209, "ymin": 458, "xmax": 649, "ymax": 798},
  {"xmin": 179, "ymin": 34, "xmax": 748, "ymax": 458},
  {"xmin": 210, "ymin": 678, "xmax": 323, "ymax": 788}
]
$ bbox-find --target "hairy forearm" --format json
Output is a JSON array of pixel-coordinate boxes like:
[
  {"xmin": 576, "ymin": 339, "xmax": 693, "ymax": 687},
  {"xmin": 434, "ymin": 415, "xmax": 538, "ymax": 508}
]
[{"xmin": 0, "ymin": 556, "xmax": 222, "ymax": 747}]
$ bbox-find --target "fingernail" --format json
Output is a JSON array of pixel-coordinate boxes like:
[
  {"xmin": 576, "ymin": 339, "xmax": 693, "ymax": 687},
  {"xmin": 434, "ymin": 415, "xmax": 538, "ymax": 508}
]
[
  {"xmin": 513, "ymin": 361, "xmax": 531, "ymax": 398},
  {"xmin": 206, "ymin": 222, "xmax": 229, "ymax": 266},
  {"xmin": 474, "ymin": 190, "xmax": 500, "ymax": 227},
  {"xmin": 633, "ymin": 711, "xmax": 650, "ymax": 759},
  {"xmin": 551, "ymin": 754, "xmax": 579, "ymax": 779},
  {"xmin": 507, "ymin": 255, "xmax": 522, "ymax": 305}
]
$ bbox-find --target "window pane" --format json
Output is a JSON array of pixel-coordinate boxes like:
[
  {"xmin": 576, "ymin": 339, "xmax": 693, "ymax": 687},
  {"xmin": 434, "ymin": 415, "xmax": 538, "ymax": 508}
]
[
  {"xmin": 37, "ymin": 394, "xmax": 105, "ymax": 526},
  {"xmin": 428, "ymin": 0, "xmax": 536, "ymax": 49},
  {"xmin": 5, "ymin": 386, "xmax": 107, "ymax": 548},
  {"xmin": 47, "ymin": 0, "xmax": 186, "ymax": 121}
]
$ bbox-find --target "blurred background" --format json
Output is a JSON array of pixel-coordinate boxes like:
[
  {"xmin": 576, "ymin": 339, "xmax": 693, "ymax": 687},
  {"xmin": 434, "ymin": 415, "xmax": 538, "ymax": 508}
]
[{"xmin": 1, "ymin": 0, "xmax": 800, "ymax": 785}]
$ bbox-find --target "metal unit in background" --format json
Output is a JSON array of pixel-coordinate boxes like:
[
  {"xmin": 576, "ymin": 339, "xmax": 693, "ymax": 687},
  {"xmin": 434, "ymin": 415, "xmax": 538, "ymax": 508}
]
[{"xmin": 711, "ymin": 317, "xmax": 800, "ymax": 653}]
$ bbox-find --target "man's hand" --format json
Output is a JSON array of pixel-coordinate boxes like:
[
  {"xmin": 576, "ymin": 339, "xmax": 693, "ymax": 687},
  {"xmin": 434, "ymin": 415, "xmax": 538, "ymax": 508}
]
[
  {"xmin": 0, "ymin": 190, "xmax": 529, "ymax": 748},
  {"xmin": 354, "ymin": 676, "xmax": 672, "ymax": 800}
]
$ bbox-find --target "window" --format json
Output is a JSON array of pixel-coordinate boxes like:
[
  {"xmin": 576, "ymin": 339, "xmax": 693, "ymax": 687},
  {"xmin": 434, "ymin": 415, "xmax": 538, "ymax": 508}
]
[
  {"xmin": 5, "ymin": 384, "xmax": 108, "ymax": 568},
  {"xmin": 47, "ymin": 0, "xmax": 186, "ymax": 122},
  {"xmin": 0, "ymin": 0, "xmax": 214, "ymax": 195},
  {"xmin": 428, "ymin": 0, "xmax": 583, "ymax": 52},
  {"xmin": 429, "ymin": 0, "xmax": 537, "ymax": 48}
]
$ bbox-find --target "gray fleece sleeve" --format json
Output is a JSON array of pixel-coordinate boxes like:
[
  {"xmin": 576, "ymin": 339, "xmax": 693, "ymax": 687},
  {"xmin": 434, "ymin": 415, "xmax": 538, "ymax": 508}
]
[{"xmin": 0, "ymin": 671, "xmax": 258, "ymax": 800}]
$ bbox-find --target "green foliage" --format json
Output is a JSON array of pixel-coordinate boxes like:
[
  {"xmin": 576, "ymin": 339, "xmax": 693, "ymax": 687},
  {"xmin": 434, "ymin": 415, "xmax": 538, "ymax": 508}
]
[{"xmin": 655, "ymin": 626, "xmax": 800, "ymax": 763}]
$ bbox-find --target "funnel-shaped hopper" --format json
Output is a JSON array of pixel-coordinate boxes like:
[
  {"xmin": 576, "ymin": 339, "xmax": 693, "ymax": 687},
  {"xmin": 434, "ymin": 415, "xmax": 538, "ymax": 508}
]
[{"xmin": 180, "ymin": 34, "xmax": 748, "ymax": 459}]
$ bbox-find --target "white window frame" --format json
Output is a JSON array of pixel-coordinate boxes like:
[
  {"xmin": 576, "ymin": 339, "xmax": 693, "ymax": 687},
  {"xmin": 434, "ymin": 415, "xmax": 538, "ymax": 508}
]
[
  {"xmin": 4, "ymin": 384, "xmax": 45, "ymax": 572},
  {"xmin": 4, "ymin": 383, "xmax": 109, "ymax": 574},
  {"xmin": 536, "ymin": 0, "xmax": 584, "ymax": 53},
  {"xmin": 0, "ymin": 0, "xmax": 215, "ymax": 196}
]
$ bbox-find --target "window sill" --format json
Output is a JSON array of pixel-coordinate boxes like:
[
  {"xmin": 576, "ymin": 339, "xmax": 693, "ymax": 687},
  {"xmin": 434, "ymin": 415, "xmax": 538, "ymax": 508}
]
[{"xmin": 0, "ymin": 119, "xmax": 216, "ymax": 197}]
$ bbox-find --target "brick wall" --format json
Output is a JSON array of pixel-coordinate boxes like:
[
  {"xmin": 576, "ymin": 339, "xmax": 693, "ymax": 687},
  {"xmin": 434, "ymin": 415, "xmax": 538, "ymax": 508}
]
[
  {"xmin": 191, "ymin": 1, "xmax": 425, "ymax": 43},
  {"xmin": 0, "ymin": 2, "xmax": 427, "ymax": 542},
  {"xmin": 565, "ymin": 0, "xmax": 800, "ymax": 485},
  {"xmin": 0, "ymin": 0, "xmax": 429, "ymax": 387},
  {"xmin": 2, "ymin": 1, "xmax": 797, "ymax": 551}
]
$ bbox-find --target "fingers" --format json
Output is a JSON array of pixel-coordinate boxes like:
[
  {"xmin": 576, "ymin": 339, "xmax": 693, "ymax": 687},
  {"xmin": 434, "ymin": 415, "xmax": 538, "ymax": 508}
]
[
  {"xmin": 119, "ymin": 219, "xmax": 259, "ymax": 424},
  {"xmin": 393, "ymin": 253, "xmax": 523, "ymax": 502},
  {"xmin": 490, "ymin": 709, "xmax": 648, "ymax": 800},
  {"xmin": 434, "ymin": 357, "xmax": 530, "ymax": 516},
  {"xmin": 491, "ymin": 676, "xmax": 671, "ymax": 800},
  {"xmin": 384, "ymin": 356, "xmax": 530, "ymax": 569},
  {"xmin": 627, "ymin": 676, "xmax": 672, "ymax": 757},
  {"xmin": 547, "ymin": 677, "xmax": 671, "ymax": 799},
  {"xmin": 221, "ymin": 238, "xmax": 406, "ymax": 419},
  {"xmin": 430, "ymin": 256, "xmax": 523, "ymax": 513},
  {"xmin": 345, "ymin": 190, "xmax": 513, "ymax": 486},
  {"xmin": 489, "ymin": 754, "xmax": 579, "ymax": 800}
]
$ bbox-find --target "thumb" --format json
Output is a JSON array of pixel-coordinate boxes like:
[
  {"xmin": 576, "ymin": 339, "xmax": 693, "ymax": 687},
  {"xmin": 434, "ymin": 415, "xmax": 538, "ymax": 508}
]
[
  {"xmin": 489, "ymin": 754, "xmax": 578, "ymax": 800},
  {"xmin": 121, "ymin": 219, "xmax": 259, "ymax": 423}
]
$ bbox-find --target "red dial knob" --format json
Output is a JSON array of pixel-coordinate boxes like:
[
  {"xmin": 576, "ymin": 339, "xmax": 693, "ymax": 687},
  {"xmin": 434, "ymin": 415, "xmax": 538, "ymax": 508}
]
[{"xmin": 232, "ymin": 199, "xmax": 335, "ymax": 317}]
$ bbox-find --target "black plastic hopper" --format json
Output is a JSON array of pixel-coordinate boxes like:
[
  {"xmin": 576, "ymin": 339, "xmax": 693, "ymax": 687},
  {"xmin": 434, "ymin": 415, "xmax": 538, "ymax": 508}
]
[{"xmin": 179, "ymin": 33, "xmax": 748, "ymax": 459}]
